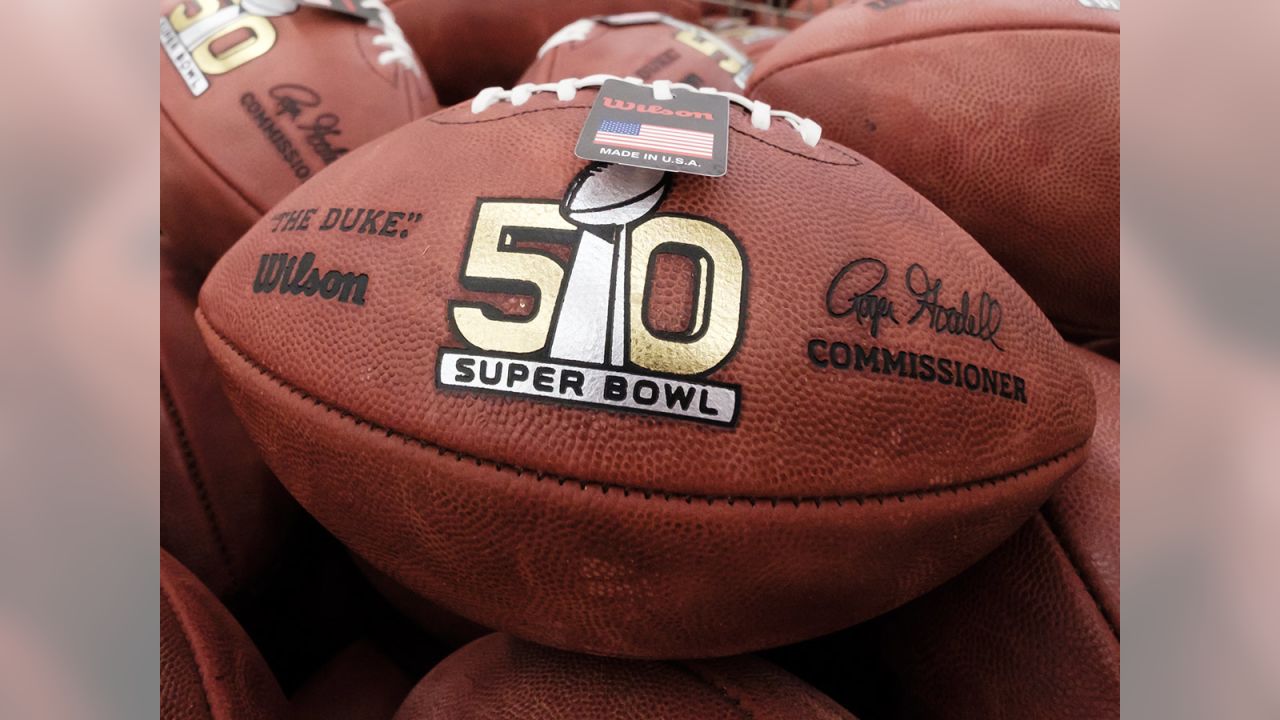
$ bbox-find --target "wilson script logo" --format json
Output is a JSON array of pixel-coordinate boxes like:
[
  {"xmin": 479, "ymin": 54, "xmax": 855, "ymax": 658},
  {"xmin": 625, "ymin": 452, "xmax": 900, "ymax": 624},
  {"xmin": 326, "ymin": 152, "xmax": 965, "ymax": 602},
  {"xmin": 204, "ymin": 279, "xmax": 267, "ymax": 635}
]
[
  {"xmin": 602, "ymin": 97, "xmax": 715, "ymax": 121},
  {"xmin": 253, "ymin": 252, "xmax": 369, "ymax": 306}
]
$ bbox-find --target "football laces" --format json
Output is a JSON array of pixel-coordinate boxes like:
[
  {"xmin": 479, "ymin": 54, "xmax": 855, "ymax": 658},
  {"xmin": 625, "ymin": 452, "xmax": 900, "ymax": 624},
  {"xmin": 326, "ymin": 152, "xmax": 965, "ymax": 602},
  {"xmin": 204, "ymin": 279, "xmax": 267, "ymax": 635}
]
[
  {"xmin": 360, "ymin": 0, "xmax": 422, "ymax": 76},
  {"xmin": 470, "ymin": 75, "xmax": 822, "ymax": 147}
]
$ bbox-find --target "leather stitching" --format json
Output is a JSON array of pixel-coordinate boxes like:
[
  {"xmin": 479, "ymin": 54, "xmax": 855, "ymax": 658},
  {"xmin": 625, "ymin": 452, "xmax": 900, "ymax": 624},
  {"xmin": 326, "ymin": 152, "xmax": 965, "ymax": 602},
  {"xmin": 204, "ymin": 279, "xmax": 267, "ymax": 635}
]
[
  {"xmin": 671, "ymin": 662, "xmax": 754, "ymax": 719},
  {"xmin": 161, "ymin": 373, "xmax": 237, "ymax": 584},
  {"xmin": 199, "ymin": 310, "xmax": 1086, "ymax": 507}
]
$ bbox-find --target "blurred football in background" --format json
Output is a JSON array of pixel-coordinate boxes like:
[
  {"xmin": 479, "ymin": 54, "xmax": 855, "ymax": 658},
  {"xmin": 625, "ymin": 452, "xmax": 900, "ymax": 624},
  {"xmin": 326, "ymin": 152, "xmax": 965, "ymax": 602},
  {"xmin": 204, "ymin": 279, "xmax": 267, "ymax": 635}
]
[
  {"xmin": 520, "ymin": 12, "xmax": 751, "ymax": 91},
  {"xmin": 160, "ymin": 0, "xmax": 436, "ymax": 276},
  {"xmin": 750, "ymin": 0, "xmax": 1120, "ymax": 345}
]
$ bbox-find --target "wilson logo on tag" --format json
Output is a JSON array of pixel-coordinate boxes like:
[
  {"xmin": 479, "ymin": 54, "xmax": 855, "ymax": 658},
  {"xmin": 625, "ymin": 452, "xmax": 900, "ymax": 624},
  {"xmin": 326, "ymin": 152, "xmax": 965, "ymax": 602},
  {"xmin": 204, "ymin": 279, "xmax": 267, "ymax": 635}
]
[{"xmin": 576, "ymin": 79, "xmax": 730, "ymax": 177}]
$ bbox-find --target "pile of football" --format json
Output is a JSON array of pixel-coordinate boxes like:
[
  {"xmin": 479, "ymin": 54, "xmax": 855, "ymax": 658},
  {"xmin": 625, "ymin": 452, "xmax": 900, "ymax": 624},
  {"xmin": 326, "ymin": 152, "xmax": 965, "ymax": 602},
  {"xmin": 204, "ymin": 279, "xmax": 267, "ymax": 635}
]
[{"xmin": 160, "ymin": 1, "xmax": 1118, "ymax": 718}]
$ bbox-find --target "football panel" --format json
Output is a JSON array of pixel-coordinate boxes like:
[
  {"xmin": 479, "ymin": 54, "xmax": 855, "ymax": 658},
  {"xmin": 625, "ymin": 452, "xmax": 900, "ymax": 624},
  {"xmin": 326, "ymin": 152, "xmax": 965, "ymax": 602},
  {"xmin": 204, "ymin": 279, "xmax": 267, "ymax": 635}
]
[
  {"xmin": 199, "ymin": 309, "xmax": 1086, "ymax": 657},
  {"xmin": 879, "ymin": 513, "xmax": 1119, "ymax": 719},
  {"xmin": 160, "ymin": 108, "xmax": 263, "ymax": 273},
  {"xmin": 751, "ymin": 28, "xmax": 1119, "ymax": 336},
  {"xmin": 1047, "ymin": 345, "xmax": 1119, "ymax": 628},
  {"xmin": 393, "ymin": 633, "xmax": 856, "ymax": 719},
  {"xmin": 160, "ymin": 551, "xmax": 287, "ymax": 720},
  {"xmin": 160, "ymin": 259, "xmax": 299, "ymax": 600},
  {"xmin": 519, "ymin": 15, "xmax": 750, "ymax": 91}
]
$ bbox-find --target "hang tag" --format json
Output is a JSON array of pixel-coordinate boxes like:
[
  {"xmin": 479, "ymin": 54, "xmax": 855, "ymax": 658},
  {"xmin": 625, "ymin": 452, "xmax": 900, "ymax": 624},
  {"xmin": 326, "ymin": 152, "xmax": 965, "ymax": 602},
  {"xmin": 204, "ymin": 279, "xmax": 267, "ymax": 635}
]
[
  {"xmin": 575, "ymin": 79, "xmax": 730, "ymax": 177},
  {"xmin": 292, "ymin": 0, "xmax": 379, "ymax": 21},
  {"xmin": 593, "ymin": 11, "xmax": 667, "ymax": 27}
]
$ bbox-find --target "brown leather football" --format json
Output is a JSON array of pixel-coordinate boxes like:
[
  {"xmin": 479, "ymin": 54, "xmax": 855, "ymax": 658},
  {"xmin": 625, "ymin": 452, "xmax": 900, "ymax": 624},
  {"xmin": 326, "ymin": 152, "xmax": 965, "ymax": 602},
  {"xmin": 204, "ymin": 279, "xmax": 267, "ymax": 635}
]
[
  {"xmin": 161, "ymin": 550, "xmax": 286, "ymax": 720},
  {"xmin": 162, "ymin": 248, "xmax": 298, "ymax": 599},
  {"xmin": 749, "ymin": 0, "xmax": 1120, "ymax": 344},
  {"xmin": 519, "ymin": 13, "xmax": 752, "ymax": 92},
  {"xmin": 386, "ymin": 0, "xmax": 700, "ymax": 105},
  {"xmin": 875, "ymin": 343, "xmax": 1119, "ymax": 719},
  {"xmin": 160, "ymin": 0, "xmax": 437, "ymax": 277},
  {"xmin": 197, "ymin": 77, "xmax": 1095, "ymax": 658},
  {"xmin": 393, "ymin": 633, "xmax": 856, "ymax": 719}
]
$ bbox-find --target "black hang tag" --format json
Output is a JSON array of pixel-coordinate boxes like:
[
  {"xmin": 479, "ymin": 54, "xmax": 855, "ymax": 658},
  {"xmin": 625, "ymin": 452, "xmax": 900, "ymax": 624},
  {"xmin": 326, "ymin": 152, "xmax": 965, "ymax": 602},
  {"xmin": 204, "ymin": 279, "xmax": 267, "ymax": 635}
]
[
  {"xmin": 593, "ymin": 11, "xmax": 667, "ymax": 27},
  {"xmin": 575, "ymin": 79, "xmax": 730, "ymax": 178},
  {"xmin": 293, "ymin": 0, "xmax": 379, "ymax": 21}
]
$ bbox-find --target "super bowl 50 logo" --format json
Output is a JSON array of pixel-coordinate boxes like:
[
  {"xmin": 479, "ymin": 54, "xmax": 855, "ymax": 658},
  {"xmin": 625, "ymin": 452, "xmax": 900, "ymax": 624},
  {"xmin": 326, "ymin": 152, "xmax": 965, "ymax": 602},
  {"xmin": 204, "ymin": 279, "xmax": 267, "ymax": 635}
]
[
  {"xmin": 436, "ymin": 163, "xmax": 747, "ymax": 426},
  {"xmin": 161, "ymin": 0, "xmax": 289, "ymax": 96}
]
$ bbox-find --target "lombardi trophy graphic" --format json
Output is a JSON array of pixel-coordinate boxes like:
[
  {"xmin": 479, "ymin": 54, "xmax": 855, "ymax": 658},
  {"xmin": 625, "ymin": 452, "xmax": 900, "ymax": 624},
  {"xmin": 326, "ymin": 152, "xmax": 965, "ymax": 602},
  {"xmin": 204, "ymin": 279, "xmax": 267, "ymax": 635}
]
[{"xmin": 551, "ymin": 163, "xmax": 671, "ymax": 367}]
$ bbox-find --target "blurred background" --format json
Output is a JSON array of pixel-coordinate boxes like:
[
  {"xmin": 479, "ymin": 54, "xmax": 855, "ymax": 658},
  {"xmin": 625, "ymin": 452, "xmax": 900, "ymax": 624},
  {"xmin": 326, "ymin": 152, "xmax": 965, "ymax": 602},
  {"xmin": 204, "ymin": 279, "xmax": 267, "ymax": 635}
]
[{"xmin": 0, "ymin": 0, "xmax": 1274, "ymax": 715}]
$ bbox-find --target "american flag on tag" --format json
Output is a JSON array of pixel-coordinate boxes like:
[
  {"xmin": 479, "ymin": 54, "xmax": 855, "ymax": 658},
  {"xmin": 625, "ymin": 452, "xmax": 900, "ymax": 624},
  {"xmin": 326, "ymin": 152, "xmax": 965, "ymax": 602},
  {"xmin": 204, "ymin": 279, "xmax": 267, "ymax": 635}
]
[{"xmin": 594, "ymin": 120, "xmax": 715, "ymax": 159}]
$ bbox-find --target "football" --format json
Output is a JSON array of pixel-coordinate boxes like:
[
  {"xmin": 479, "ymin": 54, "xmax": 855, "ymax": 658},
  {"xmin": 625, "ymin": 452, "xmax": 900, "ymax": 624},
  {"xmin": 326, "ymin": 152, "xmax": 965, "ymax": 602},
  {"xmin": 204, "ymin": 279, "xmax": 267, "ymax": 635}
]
[
  {"xmin": 749, "ymin": 0, "xmax": 1120, "ymax": 343},
  {"xmin": 393, "ymin": 633, "xmax": 856, "ymax": 719},
  {"xmin": 161, "ymin": 249, "xmax": 299, "ymax": 600},
  {"xmin": 875, "ymin": 343, "xmax": 1119, "ymax": 719},
  {"xmin": 161, "ymin": 550, "xmax": 286, "ymax": 720},
  {"xmin": 386, "ymin": 0, "xmax": 701, "ymax": 104},
  {"xmin": 519, "ymin": 13, "xmax": 752, "ymax": 92},
  {"xmin": 196, "ymin": 77, "xmax": 1095, "ymax": 658},
  {"xmin": 160, "ymin": 0, "xmax": 436, "ymax": 276}
]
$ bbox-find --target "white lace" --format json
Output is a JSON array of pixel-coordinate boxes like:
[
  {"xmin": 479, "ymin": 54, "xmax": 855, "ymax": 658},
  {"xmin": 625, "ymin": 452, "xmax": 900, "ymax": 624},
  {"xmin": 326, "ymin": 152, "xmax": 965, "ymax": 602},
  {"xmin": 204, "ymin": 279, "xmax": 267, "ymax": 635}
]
[
  {"xmin": 469, "ymin": 75, "xmax": 823, "ymax": 147},
  {"xmin": 360, "ymin": 0, "xmax": 421, "ymax": 75},
  {"xmin": 536, "ymin": 18, "xmax": 597, "ymax": 58},
  {"xmin": 238, "ymin": 0, "xmax": 419, "ymax": 75},
  {"xmin": 239, "ymin": 0, "xmax": 296, "ymax": 16}
]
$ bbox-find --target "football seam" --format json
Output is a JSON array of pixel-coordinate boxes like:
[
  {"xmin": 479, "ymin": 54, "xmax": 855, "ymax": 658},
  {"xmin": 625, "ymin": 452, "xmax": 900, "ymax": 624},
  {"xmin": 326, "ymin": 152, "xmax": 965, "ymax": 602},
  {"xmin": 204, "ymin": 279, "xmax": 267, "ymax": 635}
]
[
  {"xmin": 671, "ymin": 662, "xmax": 752, "ymax": 719},
  {"xmin": 428, "ymin": 105, "xmax": 864, "ymax": 168},
  {"xmin": 160, "ymin": 577, "xmax": 217, "ymax": 718},
  {"xmin": 160, "ymin": 372, "xmax": 238, "ymax": 585},
  {"xmin": 200, "ymin": 310, "xmax": 1086, "ymax": 507},
  {"xmin": 161, "ymin": 104, "xmax": 266, "ymax": 218},
  {"xmin": 350, "ymin": 27, "xmax": 422, "ymax": 120},
  {"xmin": 750, "ymin": 25, "xmax": 1119, "ymax": 92},
  {"xmin": 1039, "ymin": 505, "xmax": 1119, "ymax": 639}
]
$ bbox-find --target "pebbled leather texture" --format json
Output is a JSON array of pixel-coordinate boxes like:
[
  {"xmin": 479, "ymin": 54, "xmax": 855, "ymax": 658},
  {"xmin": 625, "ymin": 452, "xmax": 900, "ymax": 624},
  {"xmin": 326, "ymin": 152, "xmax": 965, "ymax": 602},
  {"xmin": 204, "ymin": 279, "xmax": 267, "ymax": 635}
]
[
  {"xmin": 876, "ymin": 344, "xmax": 1119, "ymax": 719},
  {"xmin": 161, "ymin": 248, "xmax": 298, "ymax": 600},
  {"xmin": 393, "ymin": 633, "xmax": 856, "ymax": 719},
  {"xmin": 749, "ymin": 0, "xmax": 1120, "ymax": 342},
  {"xmin": 198, "ymin": 86, "xmax": 1095, "ymax": 658},
  {"xmin": 519, "ymin": 15, "xmax": 748, "ymax": 92},
  {"xmin": 160, "ymin": 0, "xmax": 437, "ymax": 277},
  {"xmin": 387, "ymin": 0, "xmax": 701, "ymax": 105},
  {"xmin": 161, "ymin": 550, "xmax": 286, "ymax": 720}
]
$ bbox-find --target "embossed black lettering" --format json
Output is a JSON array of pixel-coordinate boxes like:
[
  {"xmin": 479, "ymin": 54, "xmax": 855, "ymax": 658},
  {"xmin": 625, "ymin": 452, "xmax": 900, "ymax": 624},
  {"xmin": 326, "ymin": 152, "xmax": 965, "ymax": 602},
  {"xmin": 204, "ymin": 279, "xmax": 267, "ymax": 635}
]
[
  {"xmin": 252, "ymin": 252, "xmax": 368, "ymax": 306},
  {"xmin": 826, "ymin": 258, "xmax": 899, "ymax": 338},
  {"xmin": 454, "ymin": 358, "xmax": 475, "ymax": 383},
  {"xmin": 905, "ymin": 263, "xmax": 1003, "ymax": 350}
]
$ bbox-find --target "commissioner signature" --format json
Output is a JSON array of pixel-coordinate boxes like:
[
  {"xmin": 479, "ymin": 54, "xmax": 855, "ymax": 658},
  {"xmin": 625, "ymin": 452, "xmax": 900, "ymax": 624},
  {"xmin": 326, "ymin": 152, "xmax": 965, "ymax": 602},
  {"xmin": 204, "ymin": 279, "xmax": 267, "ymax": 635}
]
[
  {"xmin": 826, "ymin": 258, "xmax": 1004, "ymax": 350},
  {"xmin": 269, "ymin": 83, "xmax": 350, "ymax": 165}
]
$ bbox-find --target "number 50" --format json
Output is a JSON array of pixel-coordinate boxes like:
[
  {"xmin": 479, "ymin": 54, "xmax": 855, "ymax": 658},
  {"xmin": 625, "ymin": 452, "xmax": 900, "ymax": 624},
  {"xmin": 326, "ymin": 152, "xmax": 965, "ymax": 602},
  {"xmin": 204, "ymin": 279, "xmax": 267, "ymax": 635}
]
[
  {"xmin": 168, "ymin": 0, "xmax": 278, "ymax": 75},
  {"xmin": 450, "ymin": 200, "xmax": 746, "ymax": 377}
]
